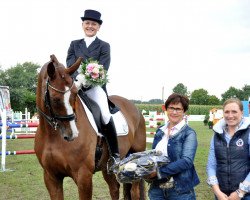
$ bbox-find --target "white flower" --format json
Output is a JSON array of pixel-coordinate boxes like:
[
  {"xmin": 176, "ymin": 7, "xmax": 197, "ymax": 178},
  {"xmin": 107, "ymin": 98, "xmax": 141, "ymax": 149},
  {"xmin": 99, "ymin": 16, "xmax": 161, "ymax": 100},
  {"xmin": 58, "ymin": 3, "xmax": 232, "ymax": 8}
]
[
  {"xmin": 124, "ymin": 162, "xmax": 137, "ymax": 172},
  {"xmin": 92, "ymin": 67, "xmax": 99, "ymax": 74}
]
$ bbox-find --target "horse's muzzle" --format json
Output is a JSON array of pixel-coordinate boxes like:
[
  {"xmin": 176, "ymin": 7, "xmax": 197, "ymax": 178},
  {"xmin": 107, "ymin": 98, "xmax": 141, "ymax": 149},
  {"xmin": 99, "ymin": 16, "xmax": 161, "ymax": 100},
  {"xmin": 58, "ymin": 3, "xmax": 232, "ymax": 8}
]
[
  {"xmin": 59, "ymin": 120, "xmax": 79, "ymax": 141},
  {"xmin": 62, "ymin": 130, "xmax": 79, "ymax": 141}
]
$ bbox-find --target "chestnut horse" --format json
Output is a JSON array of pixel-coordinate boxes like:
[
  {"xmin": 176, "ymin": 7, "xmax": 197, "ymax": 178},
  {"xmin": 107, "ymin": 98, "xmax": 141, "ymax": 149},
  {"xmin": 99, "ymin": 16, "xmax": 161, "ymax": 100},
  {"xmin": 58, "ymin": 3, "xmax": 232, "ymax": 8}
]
[{"xmin": 34, "ymin": 55, "xmax": 146, "ymax": 200}]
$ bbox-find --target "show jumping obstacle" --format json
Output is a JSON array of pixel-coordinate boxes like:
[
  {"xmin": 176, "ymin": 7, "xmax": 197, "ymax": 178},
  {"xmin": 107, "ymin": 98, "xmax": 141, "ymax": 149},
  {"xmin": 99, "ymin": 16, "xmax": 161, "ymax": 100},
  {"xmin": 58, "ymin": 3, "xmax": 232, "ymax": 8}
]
[
  {"xmin": 0, "ymin": 134, "xmax": 35, "ymax": 140},
  {"xmin": 0, "ymin": 150, "xmax": 35, "ymax": 156},
  {"xmin": 0, "ymin": 122, "xmax": 39, "ymax": 128},
  {"xmin": 0, "ymin": 109, "xmax": 37, "ymax": 171}
]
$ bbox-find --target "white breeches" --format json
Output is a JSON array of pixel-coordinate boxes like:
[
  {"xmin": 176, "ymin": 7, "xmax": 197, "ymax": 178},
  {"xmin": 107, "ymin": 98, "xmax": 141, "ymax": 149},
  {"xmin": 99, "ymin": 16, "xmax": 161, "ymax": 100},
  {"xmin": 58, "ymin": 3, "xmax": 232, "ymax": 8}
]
[{"xmin": 85, "ymin": 86, "xmax": 111, "ymax": 124}]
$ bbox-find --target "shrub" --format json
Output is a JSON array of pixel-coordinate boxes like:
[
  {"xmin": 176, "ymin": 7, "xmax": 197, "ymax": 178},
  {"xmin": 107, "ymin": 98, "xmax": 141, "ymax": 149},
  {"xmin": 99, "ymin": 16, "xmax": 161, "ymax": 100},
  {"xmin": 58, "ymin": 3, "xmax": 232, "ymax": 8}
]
[
  {"xmin": 203, "ymin": 114, "xmax": 209, "ymax": 126},
  {"xmin": 135, "ymin": 104, "xmax": 223, "ymax": 115},
  {"xmin": 208, "ymin": 121, "xmax": 213, "ymax": 129}
]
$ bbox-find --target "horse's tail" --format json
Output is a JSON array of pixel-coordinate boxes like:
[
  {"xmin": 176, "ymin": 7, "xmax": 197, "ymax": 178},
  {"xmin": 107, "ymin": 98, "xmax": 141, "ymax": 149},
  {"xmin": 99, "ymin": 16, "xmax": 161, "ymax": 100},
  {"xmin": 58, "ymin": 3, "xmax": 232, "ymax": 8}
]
[{"xmin": 130, "ymin": 110, "xmax": 147, "ymax": 152}]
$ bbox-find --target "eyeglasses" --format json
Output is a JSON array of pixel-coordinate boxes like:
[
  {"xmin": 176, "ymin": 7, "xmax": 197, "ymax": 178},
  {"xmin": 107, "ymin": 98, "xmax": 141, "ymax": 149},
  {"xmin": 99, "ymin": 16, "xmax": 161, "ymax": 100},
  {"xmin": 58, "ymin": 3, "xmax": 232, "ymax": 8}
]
[{"xmin": 167, "ymin": 106, "xmax": 183, "ymax": 113}]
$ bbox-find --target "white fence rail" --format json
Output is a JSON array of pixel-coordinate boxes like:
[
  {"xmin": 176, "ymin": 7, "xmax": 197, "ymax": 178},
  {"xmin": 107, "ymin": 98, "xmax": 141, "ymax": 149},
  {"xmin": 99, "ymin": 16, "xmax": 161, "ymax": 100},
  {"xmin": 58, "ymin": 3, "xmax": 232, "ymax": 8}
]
[
  {"xmin": 144, "ymin": 114, "xmax": 206, "ymax": 144},
  {"xmin": 187, "ymin": 115, "xmax": 206, "ymax": 121}
]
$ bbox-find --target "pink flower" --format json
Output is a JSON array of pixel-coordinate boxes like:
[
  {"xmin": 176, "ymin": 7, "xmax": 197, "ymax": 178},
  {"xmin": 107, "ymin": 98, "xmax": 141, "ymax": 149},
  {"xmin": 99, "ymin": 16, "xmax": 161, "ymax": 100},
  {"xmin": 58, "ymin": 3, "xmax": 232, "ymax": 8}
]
[
  {"xmin": 92, "ymin": 67, "xmax": 99, "ymax": 74},
  {"xmin": 91, "ymin": 73, "xmax": 99, "ymax": 79},
  {"xmin": 86, "ymin": 64, "xmax": 95, "ymax": 73}
]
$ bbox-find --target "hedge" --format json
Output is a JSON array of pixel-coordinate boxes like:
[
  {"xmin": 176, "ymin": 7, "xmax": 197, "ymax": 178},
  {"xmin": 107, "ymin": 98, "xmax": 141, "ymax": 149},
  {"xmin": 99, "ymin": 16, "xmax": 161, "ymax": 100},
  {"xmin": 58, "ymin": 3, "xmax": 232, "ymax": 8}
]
[{"xmin": 135, "ymin": 104, "xmax": 223, "ymax": 115}]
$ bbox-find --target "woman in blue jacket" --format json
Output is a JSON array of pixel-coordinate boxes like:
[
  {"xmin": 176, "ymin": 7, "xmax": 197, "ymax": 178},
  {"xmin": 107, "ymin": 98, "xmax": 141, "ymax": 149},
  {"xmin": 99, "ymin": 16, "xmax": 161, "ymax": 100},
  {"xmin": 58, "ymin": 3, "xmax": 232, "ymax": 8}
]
[
  {"xmin": 207, "ymin": 98, "xmax": 250, "ymax": 200},
  {"xmin": 148, "ymin": 93, "xmax": 200, "ymax": 200}
]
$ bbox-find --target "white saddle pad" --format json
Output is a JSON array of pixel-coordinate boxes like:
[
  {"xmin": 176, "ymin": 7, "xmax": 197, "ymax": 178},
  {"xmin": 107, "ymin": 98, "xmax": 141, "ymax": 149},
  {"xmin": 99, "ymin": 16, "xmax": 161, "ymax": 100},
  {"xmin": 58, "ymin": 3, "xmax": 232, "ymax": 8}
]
[{"xmin": 79, "ymin": 96, "xmax": 129, "ymax": 136}]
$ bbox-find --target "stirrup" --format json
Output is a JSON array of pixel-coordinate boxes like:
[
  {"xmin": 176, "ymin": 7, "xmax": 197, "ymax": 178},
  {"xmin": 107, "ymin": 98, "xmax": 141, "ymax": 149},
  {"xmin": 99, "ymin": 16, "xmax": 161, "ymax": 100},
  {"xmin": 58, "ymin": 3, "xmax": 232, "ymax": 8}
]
[{"xmin": 107, "ymin": 156, "xmax": 120, "ymax": 174}]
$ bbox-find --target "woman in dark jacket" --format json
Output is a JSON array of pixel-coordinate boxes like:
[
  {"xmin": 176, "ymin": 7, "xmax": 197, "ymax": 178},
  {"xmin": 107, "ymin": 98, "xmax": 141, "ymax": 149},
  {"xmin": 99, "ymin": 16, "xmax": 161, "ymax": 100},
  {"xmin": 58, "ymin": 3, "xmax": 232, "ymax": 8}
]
[
  {"xmin": 66, "ymin": 9, "xmax": 119, "ymax": 173},
  {"xmin": 207, "ymin": 98, "xmax": 250, "ymax": 200}
]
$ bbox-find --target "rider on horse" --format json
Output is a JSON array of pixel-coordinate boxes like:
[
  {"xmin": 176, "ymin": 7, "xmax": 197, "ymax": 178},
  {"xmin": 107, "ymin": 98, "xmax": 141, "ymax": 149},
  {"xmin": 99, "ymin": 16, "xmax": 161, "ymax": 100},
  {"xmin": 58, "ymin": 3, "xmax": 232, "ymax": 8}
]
[{"xmin": 66, "ymin": 9, "xmax": 120, "ymax": 173}]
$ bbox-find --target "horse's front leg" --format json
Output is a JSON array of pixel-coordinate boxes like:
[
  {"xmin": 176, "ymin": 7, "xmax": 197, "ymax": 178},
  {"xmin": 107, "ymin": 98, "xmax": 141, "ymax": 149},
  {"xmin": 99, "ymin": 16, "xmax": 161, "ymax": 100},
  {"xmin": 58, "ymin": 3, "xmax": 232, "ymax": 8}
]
[
  {"xmin": 102, "ymin": 170, "xmax": 120, "ymax": 200},
  {"xmin": 43, "ymin": 171, "xmax": 64, "ymax": 200},
  {"xmin": 131, "ymin": 180, "xmax": 146, "ymax": 200},
  {"xmin": 76, "ymin": 168, "xmax": 94, "ymax": 200}
]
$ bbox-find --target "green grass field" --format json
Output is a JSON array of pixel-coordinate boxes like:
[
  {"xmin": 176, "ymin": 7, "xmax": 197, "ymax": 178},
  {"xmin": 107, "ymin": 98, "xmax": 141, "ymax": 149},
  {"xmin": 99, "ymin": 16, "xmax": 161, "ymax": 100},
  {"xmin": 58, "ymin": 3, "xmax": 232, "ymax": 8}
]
[{"xmin": 0, "ymin": 121, "xmax": 214, "ymax": 200}]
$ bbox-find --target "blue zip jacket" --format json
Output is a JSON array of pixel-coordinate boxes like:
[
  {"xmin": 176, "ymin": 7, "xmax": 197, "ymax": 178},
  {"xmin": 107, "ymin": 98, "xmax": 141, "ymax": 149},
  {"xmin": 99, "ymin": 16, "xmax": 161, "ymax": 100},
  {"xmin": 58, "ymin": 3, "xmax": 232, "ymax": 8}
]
[{"xmin": 152, "ymin": 124, "xmax": 200, "ymax": 192}]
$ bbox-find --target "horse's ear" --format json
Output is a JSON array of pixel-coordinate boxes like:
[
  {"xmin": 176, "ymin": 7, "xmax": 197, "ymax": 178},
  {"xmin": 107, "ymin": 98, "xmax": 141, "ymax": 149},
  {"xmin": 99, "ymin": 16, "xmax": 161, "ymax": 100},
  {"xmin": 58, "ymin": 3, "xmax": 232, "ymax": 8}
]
[
  {"xmin": 66, "ymin": 57, "xmax": 83, "ymax": 75},
  {"xmin": 47, "ymin": 61, "xmax": 56, "ymax": 79},
  {"xmin": 50, "ymin": 54, "xmax": 59, "ymax": 65},
  {"xmin": 47, "ymin": 55, "xmax": 58, "ymax": 79}
]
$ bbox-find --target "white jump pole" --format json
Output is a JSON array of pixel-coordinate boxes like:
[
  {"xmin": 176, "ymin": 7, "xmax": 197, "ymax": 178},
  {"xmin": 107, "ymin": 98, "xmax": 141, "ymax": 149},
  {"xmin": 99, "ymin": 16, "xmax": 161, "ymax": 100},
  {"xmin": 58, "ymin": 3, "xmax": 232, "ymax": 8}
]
[
  {"xmin": 1, "ymin": 109, "xmax": 7, "ymax": 172},
  {"xmin": 25, "ymin": 107, "xmax": 28, "ymax": 133}
]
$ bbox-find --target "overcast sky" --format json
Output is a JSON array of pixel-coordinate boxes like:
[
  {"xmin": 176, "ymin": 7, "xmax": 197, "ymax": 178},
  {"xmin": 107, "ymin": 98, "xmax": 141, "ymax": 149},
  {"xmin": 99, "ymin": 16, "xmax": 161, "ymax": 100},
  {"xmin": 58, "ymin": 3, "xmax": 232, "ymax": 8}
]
[{"xmin": 1, "ymin": 0, "xmax": 250, "ymax": 101}]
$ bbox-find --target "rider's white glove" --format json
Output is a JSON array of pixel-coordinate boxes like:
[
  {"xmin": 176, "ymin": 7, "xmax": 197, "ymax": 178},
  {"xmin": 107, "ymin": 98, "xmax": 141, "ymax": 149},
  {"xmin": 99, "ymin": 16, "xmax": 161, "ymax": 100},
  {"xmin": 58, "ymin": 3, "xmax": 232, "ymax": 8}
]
[{"xmin": 75, "ymin": 74, "xmax": 89, "ymax": 90}]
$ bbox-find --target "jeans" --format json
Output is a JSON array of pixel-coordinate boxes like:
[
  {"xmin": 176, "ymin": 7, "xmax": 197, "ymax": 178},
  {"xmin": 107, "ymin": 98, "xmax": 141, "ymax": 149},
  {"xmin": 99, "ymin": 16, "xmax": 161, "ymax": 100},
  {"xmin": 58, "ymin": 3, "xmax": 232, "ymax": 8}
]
[{"xmin": 148, "ymin": 185, "xmax": 196, "ymax": 200}]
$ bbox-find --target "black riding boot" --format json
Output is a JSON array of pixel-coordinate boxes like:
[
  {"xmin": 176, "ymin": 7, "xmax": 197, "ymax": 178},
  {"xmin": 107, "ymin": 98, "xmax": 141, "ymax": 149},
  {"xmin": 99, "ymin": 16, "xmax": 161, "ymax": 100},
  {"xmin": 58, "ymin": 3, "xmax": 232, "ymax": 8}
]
[{"xmin": 102, "ymin": 117, "xmax": 120, "ymax": 174}]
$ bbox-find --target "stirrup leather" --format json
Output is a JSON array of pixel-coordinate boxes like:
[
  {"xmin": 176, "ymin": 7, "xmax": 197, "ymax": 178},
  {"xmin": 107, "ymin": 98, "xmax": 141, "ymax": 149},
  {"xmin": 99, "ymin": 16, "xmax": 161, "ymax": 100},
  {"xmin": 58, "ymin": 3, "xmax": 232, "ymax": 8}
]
[{"xmin": 107, "ymin": 156, "xmax": 120, "ymax": 174}]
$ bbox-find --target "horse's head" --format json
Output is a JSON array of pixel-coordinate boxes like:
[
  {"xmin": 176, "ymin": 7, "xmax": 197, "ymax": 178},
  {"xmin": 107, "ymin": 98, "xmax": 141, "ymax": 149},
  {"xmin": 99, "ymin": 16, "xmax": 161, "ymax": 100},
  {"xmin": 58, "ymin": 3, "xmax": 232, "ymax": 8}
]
[{"xmin": 37, "ymin": 54, "xmax": 83, "ymax": 141}]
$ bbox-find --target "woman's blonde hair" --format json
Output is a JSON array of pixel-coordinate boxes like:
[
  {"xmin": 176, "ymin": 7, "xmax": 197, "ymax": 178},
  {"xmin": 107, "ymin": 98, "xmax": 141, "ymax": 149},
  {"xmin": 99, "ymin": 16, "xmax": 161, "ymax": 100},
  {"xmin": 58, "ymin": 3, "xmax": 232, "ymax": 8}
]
[{"xmin": 223, "ymin": 98, "xmax": 243, "ymax": 111}]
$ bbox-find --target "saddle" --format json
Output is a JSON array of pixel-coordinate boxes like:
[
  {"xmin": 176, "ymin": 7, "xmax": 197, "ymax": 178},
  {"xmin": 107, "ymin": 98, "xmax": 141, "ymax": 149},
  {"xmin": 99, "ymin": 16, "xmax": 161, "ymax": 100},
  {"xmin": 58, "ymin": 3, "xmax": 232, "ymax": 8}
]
[
  {"xmin": 78, "ymin": 89, "xmax": 119, "ymax": 132},
  {"xmin": 78, "ymin": 89, "xmax": 121, "ymax": 172}
]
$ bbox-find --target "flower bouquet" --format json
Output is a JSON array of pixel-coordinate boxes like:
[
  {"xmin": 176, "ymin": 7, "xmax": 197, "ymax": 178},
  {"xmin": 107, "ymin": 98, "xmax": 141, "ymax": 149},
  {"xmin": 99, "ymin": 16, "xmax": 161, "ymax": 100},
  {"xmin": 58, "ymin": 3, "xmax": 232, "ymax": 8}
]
[
  {"xmin": 79, "ymin": 58, "xmax": 108, "ymax": 87},
  {"xmin": 116, "ymin": 150, "xmax": 171, "ymax": 183}
]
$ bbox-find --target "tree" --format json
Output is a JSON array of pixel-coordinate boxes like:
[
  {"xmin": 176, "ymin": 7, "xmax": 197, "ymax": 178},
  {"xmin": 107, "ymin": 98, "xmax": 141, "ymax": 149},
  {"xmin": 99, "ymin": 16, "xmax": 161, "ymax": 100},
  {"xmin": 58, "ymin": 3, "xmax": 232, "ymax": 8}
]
[
  {"xmin": 241, "ymin": 84, "xmax": 250, "ymax": 100},
  {"xmin": 172, "ymin": 83, "xmax": 189, "ymax": 96},
  {"xmin": 190, "ymin": 89, "xmax": 209, "ymax": 105},
  {"xmin": 148, "ymin": 99, "xmax": 163, "ymax": 104},
  {"xmin": 207, "ymin": 95, "xmax": 221, "ymax": 105},
  {"xmin": 130, "ymin": 99, "xmax": 143, "ymax": 104},
  {"xmin": 221, "ymin": 86, "xmax": 242, "ymax": 102},
  {"xmin": 0, "ymin": 66, "xmax": 5, "ymax": 82},
  {"xmin": 0, "ymin": 62, "xmax": 40, "ymax": 114}
]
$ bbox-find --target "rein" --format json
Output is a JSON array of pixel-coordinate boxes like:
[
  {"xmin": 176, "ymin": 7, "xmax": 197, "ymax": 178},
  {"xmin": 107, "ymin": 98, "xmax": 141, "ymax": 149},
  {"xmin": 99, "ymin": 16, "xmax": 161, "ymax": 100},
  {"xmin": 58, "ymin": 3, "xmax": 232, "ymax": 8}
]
[{"xmin": 37, "ymin": 79, "xmax": 75, "ymax": 130}]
